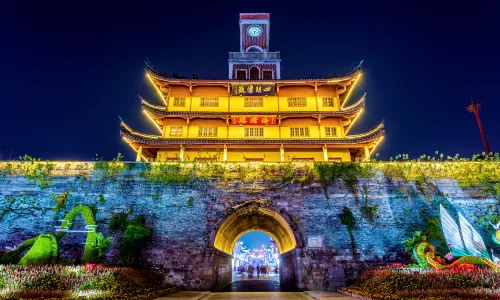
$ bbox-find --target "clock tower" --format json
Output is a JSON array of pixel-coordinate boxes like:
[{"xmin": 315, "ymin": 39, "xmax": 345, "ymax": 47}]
[{"xmin": 228, "ymin": 13, "xmax": 281, "ymax": 80}]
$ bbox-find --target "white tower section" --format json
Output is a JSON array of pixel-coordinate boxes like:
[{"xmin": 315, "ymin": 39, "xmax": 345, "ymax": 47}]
[{"xmin": 228, "ymin": 13, "xmax": 281, "ymax": 80}]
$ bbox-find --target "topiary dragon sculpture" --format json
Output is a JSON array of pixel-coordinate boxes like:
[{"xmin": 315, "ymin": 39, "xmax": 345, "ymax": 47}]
[{"xmin": 1, "ymin": 205, "xmax": 100, "ymax": 265}]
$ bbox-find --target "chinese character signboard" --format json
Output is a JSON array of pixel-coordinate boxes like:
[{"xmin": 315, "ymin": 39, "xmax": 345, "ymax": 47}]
[
  {"xmin": 231, "ymin": 115, "xmax": 277, "ymax": 125},
  {"xmin": 231, "ymin": 83, "xmax": 276, "ymax": 96},
  {"xmin": 307, "ymin": 236, "xmax": 323, "ymax": 248}
]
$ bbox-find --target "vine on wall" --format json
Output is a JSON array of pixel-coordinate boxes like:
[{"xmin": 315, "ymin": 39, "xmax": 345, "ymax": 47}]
[
  {"xmin": 93, "ymin": 153, "xmax": 126, "ymax": 181},
  {"xmin": 0, "ymin": 155, "xmax": 55, "ymax": 187}
]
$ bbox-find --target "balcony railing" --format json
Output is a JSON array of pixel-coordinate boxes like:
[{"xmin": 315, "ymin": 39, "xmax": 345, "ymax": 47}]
[{"xmin": 228, "ymin": 52, "xmax": 280, "ymax": 61}]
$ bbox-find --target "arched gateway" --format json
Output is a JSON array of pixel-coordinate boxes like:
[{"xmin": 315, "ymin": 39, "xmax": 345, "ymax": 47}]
[{"xmin": 208, "ymin": 200, "xmax": 304, "ymax": 290}]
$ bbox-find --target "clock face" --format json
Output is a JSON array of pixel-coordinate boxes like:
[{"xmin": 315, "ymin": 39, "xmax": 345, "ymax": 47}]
[{"xmin": 247, "ymin": 25, "xmax": 263, "ymax": 37}]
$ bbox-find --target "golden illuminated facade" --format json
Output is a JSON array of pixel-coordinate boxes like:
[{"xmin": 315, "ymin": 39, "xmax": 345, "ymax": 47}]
[{"xmin": 121, "ymin": 13, "xmax": 384, "ymax": 162}]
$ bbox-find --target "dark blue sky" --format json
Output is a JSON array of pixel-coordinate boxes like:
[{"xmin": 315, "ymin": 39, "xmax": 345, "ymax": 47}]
[
  {"xmin": 238, "ymin": 231, "xmax": 270, "ymax": 251},
  {"xmin": 1, "ymin": 1, "xmax": 499, "ymax": 161}
]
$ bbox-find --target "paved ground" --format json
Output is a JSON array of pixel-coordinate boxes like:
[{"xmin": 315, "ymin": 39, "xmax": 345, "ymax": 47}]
[
  {"xmin": 155, "ymin": 291, "xmax": 355, "ymax": 300},
  {"xmin": 155, "ymin": 274, "xmax": 355, "ymax": 299}
]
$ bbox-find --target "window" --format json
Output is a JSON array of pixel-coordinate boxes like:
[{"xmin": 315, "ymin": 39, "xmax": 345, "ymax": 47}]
[
  {"xmin": 200, "ymin": 97, "xmax": 219, "ymax": 107},
  {"xmin": 292, "ymin": 158, "xmax": 314, "ymax": 162},
  {"xmin": 236, "ymin": 70, "xmax": 246, "ymax": 80},
  {"xmin": 287, "ymin": 97, "xmax": 307, "ymax": 107},
  {"xmin": 173, "ymin": 97, "xmax": 185, "ymax": 107},
  {"xmin": 290, "ymin": 127, "xmax": 310, "ymax": 137},
  {"xmin": 245, "ymin": 158, "xmax": 264, "ymax": 162},
  {"xmin": 195, "ymin": 157, "xmax": 216, "ymax": 162},
  {"xmin": 169, "ymin": 126, "xmax": 183, "ymax": 136},
  {"xmin": 263, "ymin": 70, "xmax": 273, "ymax": 80},
  {"xmin": 245, "ymin": 127, "xmax": 264, "ymax": 137},
  {"xmin": 244, "ymin": 97, "xmax": 263, "ymax": 107},
  {"xmin": 198, "ymin": 127, "xmax": 218, "ymax": 137},
  {"xmin": 325, "ymin": 127, "xmax": 337, "ymax": 137},
  {"xmin": 322, "ymin": 97, "xmax": 334, "ymax": 107}
]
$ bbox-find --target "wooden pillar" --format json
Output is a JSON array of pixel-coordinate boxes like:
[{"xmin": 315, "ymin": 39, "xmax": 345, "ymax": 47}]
[
  {"xmin": 136, "ymin": 146, "xmax": 143, "ymax": 162},
  {"xmin": 364, "ymin": 146, "xmax": 370, "ymax": 161},
  {"xmin": 223, "ymin": 144, "xmax": 228, "ymax": 162},
  {"xmin": 278, "ymin": 116, "xmax": 282, "ymax": 139},
  {"xmin": 280, "ymin": 144, "xmax": 285, "ymax": 162},
  {"xmin": 163, "ymin": 123, "xmax": 168, "ymax": 138},
  {"xmin": 323, "ymin": 144, "xmax": 328, "ymax": 162},
  {"xmin": 314, "ymin": 83, "xmax": 319, "ymax": 111},
  {"xmin": 188, "ymin": 83, "xmax": 193, "ymax": 113},
  {"xmin": 180, "ymin": 145, "xmax": 185, "ymax": 161},
  {"xmin": 317, "ymin": 116, "xmax": 322, "ymax": 139}
]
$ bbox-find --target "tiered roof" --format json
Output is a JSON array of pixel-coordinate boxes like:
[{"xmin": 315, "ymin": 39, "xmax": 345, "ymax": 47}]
[
  {"xmin": 120, "ymin": 60, "xmax": 385, "ymax": 161},
  {"xmin": 145, "ymin": 59, "xmax": 363, "ymax": 83},
  {"xmin": 121, "ymin": 121, "xmax": 384, "ymax": 146}
]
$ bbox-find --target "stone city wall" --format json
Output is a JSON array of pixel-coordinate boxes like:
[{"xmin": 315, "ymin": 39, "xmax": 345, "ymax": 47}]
[{"xmin": 0, "ymin": 162, "xmax": 498, "ymax": 290}]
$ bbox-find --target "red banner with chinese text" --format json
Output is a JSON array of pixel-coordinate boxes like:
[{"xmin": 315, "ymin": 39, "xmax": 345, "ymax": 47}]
[{"xmin": 231, "ymin": 115, "xmax": 276, "ymax": 125}]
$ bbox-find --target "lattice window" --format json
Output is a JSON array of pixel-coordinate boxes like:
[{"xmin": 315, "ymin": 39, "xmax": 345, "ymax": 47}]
[
  {"xmin": 169, "ymin": 126, "xmax": 183, "ymax": 136},
  {"xmin": 322, "ymin": 97, "xmax": 334, "ymax": 107},
  {"xmin": 329, "ymin": 158, "xmax": 342, "ymax": 162},
  {"xmin": 173, "ymin": 97, "xmax": 186, "ymax": 107},
  {"xmin": 198, "ymin": 127, "xmax": 218, "ymax": 137},
  {"xmin": 287, "ymin": 97, "xmax": 307, "ymax": 107},
  {"xmin": 195, "ymin": 157, "xmax": 216, "ymax": 162},
  {"xmin": 244, "ymin": 97, "xmax": 263, "ymax": 107},
  {"xmin": 290, "ymin": 127, "xmax": 310, "ymax": 137},
  {"xmin": 325, "ymin": 127, "xmax": 337, "ymax": 137},
  {"xmin": 244, "ymin": 127, "xmax": 264, "ymax": 137},
  {"xmin": 292, "ymin": 158, "xmax": 314, "ymax": 162},
  {"xmin": 200, "ymin": 97, "xmax": 219, "ymax": 107}
]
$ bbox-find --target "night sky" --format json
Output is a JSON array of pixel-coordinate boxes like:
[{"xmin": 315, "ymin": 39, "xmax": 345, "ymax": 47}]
[
  {"xmin": 238, "ymin": 231, "xmax": 271, "ymax": 252},
  {"xmin": 1, "ymin": 1, "xmax": 499, "ymax": 161}
]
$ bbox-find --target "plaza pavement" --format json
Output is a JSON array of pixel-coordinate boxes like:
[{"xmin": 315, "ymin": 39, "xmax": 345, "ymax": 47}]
[
  {"xmin": 155, "ymin": 273, "xmax": 355, "ymax": 299},
  {"xmin": 155, "ymin": 290, "xmax": 355, "ymax": 299}
]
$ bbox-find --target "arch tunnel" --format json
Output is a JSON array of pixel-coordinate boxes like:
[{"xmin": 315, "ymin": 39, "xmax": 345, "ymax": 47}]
[{"xmin": 209, "ymin": 201, "xmax": 302, "ymax": 290}]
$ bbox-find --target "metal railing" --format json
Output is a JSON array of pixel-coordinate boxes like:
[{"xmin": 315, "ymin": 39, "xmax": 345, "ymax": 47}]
[{"xmin": 228, "ymin": 52, "xmax": 280, "ymax": 60}]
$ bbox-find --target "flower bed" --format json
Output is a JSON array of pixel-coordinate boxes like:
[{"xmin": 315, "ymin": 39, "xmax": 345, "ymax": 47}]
[
  {"xmin": 342, "ymin": 267, "xmax": 500, "ymax": 300},
  {"xmin": 0, "ymin": 265, "xmax": 179, "ymax": 299}
]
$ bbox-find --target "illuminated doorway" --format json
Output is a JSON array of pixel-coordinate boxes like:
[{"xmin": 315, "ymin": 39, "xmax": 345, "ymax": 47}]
[
  {"xmin": 232, "ymin": 231, "xmax": 280, "ymax": 281},
  {"xmin": 209, "ymin": 200, "xmax": 302, "ymax": 291}
]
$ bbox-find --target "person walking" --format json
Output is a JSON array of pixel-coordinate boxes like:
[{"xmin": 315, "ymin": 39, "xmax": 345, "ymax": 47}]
[{"xmin": 256, "ymin": 264, "xmax": 260, "ymax": 277}]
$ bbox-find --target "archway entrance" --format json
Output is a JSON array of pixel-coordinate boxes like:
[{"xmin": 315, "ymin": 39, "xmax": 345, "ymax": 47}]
[{"xmin": 209, "ymin": 201, "xmax": 302, "ymax": 291}]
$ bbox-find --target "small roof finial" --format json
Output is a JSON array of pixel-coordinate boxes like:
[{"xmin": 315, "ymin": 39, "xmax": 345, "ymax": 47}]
[{"xmin": 357, "ymin": 60, "xmax": 364, "ymax": 69}]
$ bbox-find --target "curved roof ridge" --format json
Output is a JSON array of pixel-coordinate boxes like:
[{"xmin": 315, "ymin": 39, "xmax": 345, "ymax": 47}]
[
  {"xmin": 140, "ymin": 96, "xmax": 166, "ymax": 111},
  {"xmin": 145, "ymin": 58, "xmax": 362, "ymax": 82},
  {"xmin": 342, "ymin": 93, "xmax": 366, "ymax": 112},
  {"xmin": 120, "ymin": 120, "xmax": 162, "ymax": 140},
  {"xmin": 345, "ymin": 122, "xmax": 384, "ymax": 139}
]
